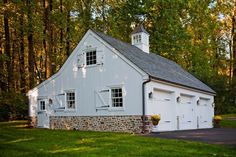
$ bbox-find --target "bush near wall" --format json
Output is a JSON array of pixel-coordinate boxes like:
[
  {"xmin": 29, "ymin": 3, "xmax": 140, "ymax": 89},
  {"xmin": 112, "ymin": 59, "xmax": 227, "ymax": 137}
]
[{"xmin": 0, "ymin": 92, "xmax": 28, "ymax": 121}]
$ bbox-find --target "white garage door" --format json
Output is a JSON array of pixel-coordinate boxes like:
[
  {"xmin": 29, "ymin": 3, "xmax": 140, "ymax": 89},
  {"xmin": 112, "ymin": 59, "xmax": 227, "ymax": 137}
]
[
  {"xmin": 152, "ymin": 89, "xmax": 174, "ymax": 131},
  {"xmin": 178, "ymin": 95, "xmax": 195, "ymax": 130},
  {"xmin": 197, "ymin": 98, "xmax": 212, "ymax": 128}
]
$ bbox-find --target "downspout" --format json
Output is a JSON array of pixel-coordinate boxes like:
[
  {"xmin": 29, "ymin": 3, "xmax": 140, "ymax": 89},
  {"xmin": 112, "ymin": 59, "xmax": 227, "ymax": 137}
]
[{"xmin": 142, "ymin": 77, "xmax": 151, "ymax": 133}]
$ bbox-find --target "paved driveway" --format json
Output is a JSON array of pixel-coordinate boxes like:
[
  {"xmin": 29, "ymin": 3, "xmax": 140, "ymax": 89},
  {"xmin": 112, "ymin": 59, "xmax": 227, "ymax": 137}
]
[{"xmin": 149, "ymin": 128, "xmax": 236, "ymax": 146}]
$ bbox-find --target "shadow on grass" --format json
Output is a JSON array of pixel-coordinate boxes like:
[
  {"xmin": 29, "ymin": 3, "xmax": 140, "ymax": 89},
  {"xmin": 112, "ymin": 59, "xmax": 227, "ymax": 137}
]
[{"xmin": 1, "ymin": 121, "xmax": 236, "ymax": 157}]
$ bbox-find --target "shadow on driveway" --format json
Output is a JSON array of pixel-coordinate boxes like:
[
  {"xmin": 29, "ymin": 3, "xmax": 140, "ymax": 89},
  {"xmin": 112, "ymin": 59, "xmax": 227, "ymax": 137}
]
[{"xmin": 149, "ymin": 128, "xmax": 236, "ymax": 146}]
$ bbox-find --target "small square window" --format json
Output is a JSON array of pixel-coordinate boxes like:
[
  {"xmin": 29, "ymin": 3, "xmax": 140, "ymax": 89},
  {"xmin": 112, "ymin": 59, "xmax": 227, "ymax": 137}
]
[
  {"xmin": 111, "ymin": 88, "xmax": 123, "ymax": 108},
  {"xmin": 86, "ymin": 51, "xmax": 97, "ymax": 65}
]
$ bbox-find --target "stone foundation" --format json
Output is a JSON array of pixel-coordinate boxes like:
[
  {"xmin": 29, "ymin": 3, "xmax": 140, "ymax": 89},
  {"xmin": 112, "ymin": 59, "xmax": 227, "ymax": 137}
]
[
  {"xmin": 50, "ymin": 115, "xmax": 147, "ymax": 133},
  {"xmin": 28, "ymin": 116, "xmax": 37, "ymax": 128}
]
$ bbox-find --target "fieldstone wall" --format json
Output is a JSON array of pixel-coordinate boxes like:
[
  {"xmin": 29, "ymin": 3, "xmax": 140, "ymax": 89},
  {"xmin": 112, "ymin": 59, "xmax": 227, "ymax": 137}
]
[
  {"xmin": 50, "ymin": 115, "xmax": 146, "ymax": 133},
  {"xmin": 28, "ymin": 116, "xmax": 37, "ymax": 128}
]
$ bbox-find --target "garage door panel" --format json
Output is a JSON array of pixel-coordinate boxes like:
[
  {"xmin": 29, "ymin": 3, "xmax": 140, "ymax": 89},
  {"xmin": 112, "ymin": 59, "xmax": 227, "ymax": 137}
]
[
  {"xmin": 152, "ymin": 90, "xmax": 174, "ymax": 131},
  {"xmin": 197, "ymin": 98, "xmax": 212, "ymax": 128},
  {"xmin": 178, "ymin": 95, "xmax": 195, "ymax": 130}
]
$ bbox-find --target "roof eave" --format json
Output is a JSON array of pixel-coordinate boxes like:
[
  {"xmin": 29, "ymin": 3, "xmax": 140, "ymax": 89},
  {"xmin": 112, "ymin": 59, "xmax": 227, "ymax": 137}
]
[{"xmin": 149, "ymin": 76, "xmax": 216, "ymax": 96}]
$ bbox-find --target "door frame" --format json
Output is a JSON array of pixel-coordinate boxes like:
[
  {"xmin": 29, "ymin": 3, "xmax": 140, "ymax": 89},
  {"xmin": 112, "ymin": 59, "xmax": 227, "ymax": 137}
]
[{"xmin": 37, "ymin": 97, "xmax": 50, "ymax": 128}]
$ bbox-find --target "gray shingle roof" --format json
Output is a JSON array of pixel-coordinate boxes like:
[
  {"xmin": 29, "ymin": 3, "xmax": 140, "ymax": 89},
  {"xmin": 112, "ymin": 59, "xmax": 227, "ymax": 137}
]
[
  {"xmin": 131, "ymin": 25, "xmax": 149, "ymax": 35},
  {"xmin": 92, "ymin": 30, "xmax": 216, "ymax": 94}
]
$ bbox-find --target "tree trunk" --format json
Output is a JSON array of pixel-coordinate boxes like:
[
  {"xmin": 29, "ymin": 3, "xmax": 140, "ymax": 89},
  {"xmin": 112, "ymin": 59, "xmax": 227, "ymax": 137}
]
[
  {"xmin": 102, "ymin": 0, "xmax": 106, "ymax": 32},
  {"xmin": 229, "ymin": 40, "xmax": 232, "ymax": 84},
  {"xmin": 3, "ymin": 0, "xmax": 13, "ymax": 91},
  {"xmin": 60, "ymin": 0, "xmax": 63, "ymax": 57},
  {"xmin": 43, "ymin": 0, "xmax": 49, "ymax": 79},
  {"xmin": 0, "ymin": 35, "xmax": 7, "ymax": 92},
  {"xmin": 27, "ymin": 0, "xmax": 35, "ymax": 89},
  {"xmin": 66, "ymin": 11, "xmax": 70, "ymax": 57},
  {"xmin": 48, "ymin": 0, "xmax": 54, "ymax": 76},
  {"xmin": 232, "ymin": 5, "xmax": 236, "ymax": 105},
  {"xmin": 19, "ymin": 10, "xmax": 26, "ymax": 93},
  {"xmin": 11, "ymin": 35, "xmax": 17, "ymax": 91},
  {"xmin": 233, "ymin": 8, "xmax": 236, "ymax": 81}
]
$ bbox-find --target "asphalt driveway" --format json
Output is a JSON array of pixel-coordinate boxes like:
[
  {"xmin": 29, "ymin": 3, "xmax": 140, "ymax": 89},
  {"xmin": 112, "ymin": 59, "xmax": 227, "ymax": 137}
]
[{"xmin": 149, "ymin": 128, "xmax": 236, "ymax": 146}]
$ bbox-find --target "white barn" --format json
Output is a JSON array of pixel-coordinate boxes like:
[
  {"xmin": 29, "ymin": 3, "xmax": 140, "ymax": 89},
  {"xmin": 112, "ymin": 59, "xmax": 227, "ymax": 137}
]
[{"xmin": 27, "ymin": 25, "xmax": 216, "ymax": 133}]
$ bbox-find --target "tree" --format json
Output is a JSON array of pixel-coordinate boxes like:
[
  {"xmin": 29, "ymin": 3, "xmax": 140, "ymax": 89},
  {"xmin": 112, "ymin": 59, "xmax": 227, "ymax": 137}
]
[
  {"xmin": 19, "ymin": 1, "xmax": 26, "ymax": 93},
  {"xmin": 27, "ymin": 0, "xmax": 35, "ymax": 89},
  {"xmin": 3, "ymin": 0, "xmax": 13, "ymax": 91}
]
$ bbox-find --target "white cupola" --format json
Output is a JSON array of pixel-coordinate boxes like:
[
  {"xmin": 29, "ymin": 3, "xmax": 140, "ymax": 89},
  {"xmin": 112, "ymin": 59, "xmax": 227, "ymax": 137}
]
[{"xmin": 131, "ymin": 25, "xmax": 149, "ymax": 53}]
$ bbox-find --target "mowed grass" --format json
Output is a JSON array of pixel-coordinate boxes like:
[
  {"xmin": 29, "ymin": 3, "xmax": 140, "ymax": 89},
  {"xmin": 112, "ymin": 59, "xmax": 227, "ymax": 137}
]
[
  {"xmin": 220, "ymin": 114, "xmax": 236, "ymax": 128},
  {"xmin": 0, "ymin": 121, "xmax": 236, "ymax": 157}
]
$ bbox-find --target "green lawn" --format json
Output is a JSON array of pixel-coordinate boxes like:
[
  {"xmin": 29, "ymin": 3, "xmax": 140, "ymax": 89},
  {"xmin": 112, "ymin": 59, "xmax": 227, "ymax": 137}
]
[
  {"xmin": 221, "ymin": 114, "xmax": 236, "ymax": 118},
  {"xmin": 0, "ymin": 121, "xmax": 236, "ymax": 157},
  {"xmin": 220, "ymin": 114, "xmax": 236, "ymax": 128}
]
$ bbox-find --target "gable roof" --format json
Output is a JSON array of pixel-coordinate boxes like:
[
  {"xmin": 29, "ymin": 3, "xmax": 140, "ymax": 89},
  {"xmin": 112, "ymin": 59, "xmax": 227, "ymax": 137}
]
[
  {"xmin": 92, "ymin": 30, "xmax": 216, "ymax": 94},
  {"xmin": 131, "ymin": 25, "xmax": 149, "ymax": 35}
]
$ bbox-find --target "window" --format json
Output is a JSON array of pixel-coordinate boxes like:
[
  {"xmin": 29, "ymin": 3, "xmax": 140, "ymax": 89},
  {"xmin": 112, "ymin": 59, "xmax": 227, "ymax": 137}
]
[
  {"xmin": 133, "ymin": 35, "xmax": 141, "ymax": 43},
  {"xmin": 39, "ymin": 100, "xmax": 46, "ymax": 111},
  {"xmin": 111, "ymin": 88, "xmax": 123, "ymax": 107},
  {"xmin": 66, "ymin": 91, "xmax": 75, "ymax": 109},
  {"xmin": 138, "ymin": 34, "xmax": 141, "ymax": 42},
  {"xmin": 86, "ymin": 50, "xmax": 96, "ymax": 65}
]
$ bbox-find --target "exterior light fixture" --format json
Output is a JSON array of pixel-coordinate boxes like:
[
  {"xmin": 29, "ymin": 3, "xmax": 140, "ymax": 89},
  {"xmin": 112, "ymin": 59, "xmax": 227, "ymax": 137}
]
[
  {"xmin": 197, "ymin": 99, "xmax": 200, "ymax": 105},
  {"xmin": 176, "ymin": 96, "xmax": 180, "ymax": 103},
  {"xmin": 148, "ymin": 92, "xmax": 153, "ymax": 99},
  {"xmin": 212, "ymin": 102, "xmax": 215, "ymax": 107}
]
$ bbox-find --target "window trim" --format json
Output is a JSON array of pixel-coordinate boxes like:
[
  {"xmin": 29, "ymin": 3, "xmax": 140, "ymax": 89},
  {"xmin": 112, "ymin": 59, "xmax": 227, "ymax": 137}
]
[
  {"xmin": 38, "ymin": 100, "xmax": 46, "ymax": 111},
  {"xmin": 86, "ymin": 50, "xmax": 97, "ymax": 66},
  {"xmin": 133, "ymin": 34, "xmax": 142, "ymax": 44},
  {"xmin": 65, "ymin": 90, "xmax": 76, "ymax": 110},
  {"xmin": 109, "ymin": 86, "xmax": 124, "ymax": 111}
]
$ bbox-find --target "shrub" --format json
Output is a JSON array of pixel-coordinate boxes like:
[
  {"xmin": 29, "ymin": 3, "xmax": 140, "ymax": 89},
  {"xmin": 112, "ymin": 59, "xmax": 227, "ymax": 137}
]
[{"xmin": 0, "ymin": 92, "xmax": 28, "ymax": 121}]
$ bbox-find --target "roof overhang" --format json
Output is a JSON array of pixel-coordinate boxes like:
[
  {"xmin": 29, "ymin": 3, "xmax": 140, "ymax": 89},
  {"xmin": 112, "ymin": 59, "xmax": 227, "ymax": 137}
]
[{"xmin": 149, "ymin": 76, "xmax": 216, "ymax": 96}]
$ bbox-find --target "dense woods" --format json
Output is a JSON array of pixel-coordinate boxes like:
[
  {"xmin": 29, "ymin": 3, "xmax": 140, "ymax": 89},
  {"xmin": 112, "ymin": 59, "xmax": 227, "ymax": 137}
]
[{"xmin": 0, "ymin": 0, "xmax": 235, "ymax": 120}]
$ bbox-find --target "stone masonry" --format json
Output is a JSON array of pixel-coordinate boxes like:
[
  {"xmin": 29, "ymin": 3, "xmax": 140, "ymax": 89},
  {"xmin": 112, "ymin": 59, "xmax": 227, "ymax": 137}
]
[
  {"xmin": 29, "ymin": 116, "xmax": 37, "ymax": 128},
  {"xmin": 50, "ymin": 115, "xmax": 145, "ymax": 133}
]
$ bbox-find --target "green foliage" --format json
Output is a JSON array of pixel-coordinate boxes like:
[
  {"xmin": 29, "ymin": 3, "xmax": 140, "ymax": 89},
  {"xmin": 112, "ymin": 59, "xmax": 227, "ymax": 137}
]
[
  {"xmin": 0, "ymin": 92, "xmax": 28, "ymax": 121},
  {"xmin": 0, "ymin": 121, "xmax": 236, "ymax": 157},
  {"xmin": 0, "ymin": 0, "xmax": 235, "ymax": 114}
]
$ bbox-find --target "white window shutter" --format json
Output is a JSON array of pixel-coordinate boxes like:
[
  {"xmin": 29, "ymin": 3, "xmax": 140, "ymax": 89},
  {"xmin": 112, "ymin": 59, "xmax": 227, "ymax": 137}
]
[
  {"xmin": 77, "ymin": 53, "xmax": 85, "ymax": 68},
  {"xmin": 96, "ymin": 50, "xmax": 105, "ymax": 65},
  {"xmin": 95, "ymin": 88, "xmax": 110, "ymax": 110}
]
